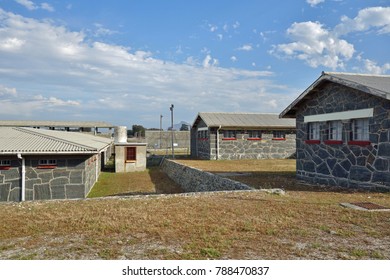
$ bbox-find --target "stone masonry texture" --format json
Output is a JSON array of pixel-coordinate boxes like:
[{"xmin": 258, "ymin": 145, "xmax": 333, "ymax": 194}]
[
  {"xmin": 161, "ymin": 159, "xmax": 252, "ymax": 192},
  {"xmin": 295, "ymin": 82, "xmax": 390, "ymax": 191},
  {"xmin": 0, "ymin": 155, "xmax": 100, "ymax": 202}
]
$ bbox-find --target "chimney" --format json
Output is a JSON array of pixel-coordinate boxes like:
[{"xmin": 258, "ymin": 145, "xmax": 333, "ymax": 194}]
[{"xmin": 114, "ymin": 126, "xmax": 128, "ymax": 143}]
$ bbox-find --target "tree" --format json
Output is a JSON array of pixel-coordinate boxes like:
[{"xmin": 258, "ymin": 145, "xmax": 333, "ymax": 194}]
[
  {"xmin": 180, "ymin": 124, "xmax": 190, "ymax": 131},
  {"xmin": 132, "ymin": 124, "xmax": 145, "ymax": 137}
]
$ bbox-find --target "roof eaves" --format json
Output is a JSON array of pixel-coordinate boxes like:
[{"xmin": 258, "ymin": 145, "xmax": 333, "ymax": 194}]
[{"xmin": 15, "ymin": 127, "xmax": 99, "ymax": 152}]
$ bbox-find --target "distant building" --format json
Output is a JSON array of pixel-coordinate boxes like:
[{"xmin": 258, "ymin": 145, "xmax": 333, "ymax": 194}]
[
  {"xmin": 0, "ymin": 127, "xmax": 113, "ymax": 202},
  {"xmin": 191, "ymin": 112, "xmax": 296, "ymax": 160},
  {"xmin": 0, "ymin": 120, "xmax": 114, "ymax": 135},
  {"xmin": 280, "ymin": 72, "xmax": 390, "ymax": 191}
]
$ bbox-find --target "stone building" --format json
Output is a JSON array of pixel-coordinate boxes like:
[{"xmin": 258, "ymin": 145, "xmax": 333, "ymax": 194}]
[
  {"xmin": 114, "ymin": 126, "xmax": 147, "ymax": 172},
  {"xmin": 280, "ymin": 72, "xmax": 390, "ymax": 191},
  {"xmin": 191, "ymin": 112, "xmax": 296, "ymax": 160},
  {"xmin": 0, "ymin": 127, "xmax": 113, "ymax": 202}
]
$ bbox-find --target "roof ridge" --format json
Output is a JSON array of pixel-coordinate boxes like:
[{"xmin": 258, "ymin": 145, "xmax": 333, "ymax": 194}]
[
  {"xmin": 199, "ymin": 112, "xmax": 280, "ymax": 115},
  {"xmin": 14, "ymin": 127, "xmax": 96, "ymax": 151},
  {"xmin": 323, "ymin": 71, "xmax": 390, "ymax": 78}
]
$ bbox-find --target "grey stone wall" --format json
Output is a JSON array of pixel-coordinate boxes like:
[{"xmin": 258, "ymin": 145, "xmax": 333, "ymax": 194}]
[
  {"xmin": 161, "ymin": 159, "xmax": 252, "ymax": 192},
  {"xmin": 191, "ymin": 128, "xmax": 296, "ymax": 160},
  {"xmin": 214, "ymin": 132, "xmax": 296, "ymax": 160},
  {"xmin": 296, "ymin": 82, "xmax": 390, "ymax": 191},
  {"xmin": 0, "ymin": 155, "xmax": 98, "ymax": 202}
]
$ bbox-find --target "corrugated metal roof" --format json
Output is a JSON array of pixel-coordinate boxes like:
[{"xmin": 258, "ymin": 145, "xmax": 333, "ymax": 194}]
[
  {"xmin": 327, "ymin": 72, "xmax": 390, "ymax": 95},
  {"xmin": 193, "ymin": 112, "xmax": 295, "ymax": 128},
  {"xmin": 280, "ymin": 72, "xmax": 390, "ymax": 118},
  {"xmin": 0, "ymin": 127, "xmax": 113, "ymax": 154},
  {"xmin": 0, "ymin": 120, "xmax": 114, "ymax": 128}
]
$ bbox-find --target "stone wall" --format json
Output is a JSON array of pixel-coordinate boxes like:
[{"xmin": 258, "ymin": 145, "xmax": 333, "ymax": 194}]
[
  {"xmin": 0, "ymin": 155, "xmax": 98, "ymax": 202},
  {"xmin": 191, "ymin": 128, "xmax": 296, "ymax": 160},
  {"xmin": 161, "ymin": 159, "xmax": 252, "ymax": 192},
  {"xmin": 214, "ymin": 132, "xmax": 296, "ymax": 160},
  {"xmin": 296, "ymin": 82, "xmax": 390, "ymax": 191}
]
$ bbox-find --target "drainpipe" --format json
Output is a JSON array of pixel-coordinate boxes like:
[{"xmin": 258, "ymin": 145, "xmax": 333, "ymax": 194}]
[
  {"xmin": 17, "ymin": 153, "xmax": 25, "ymax": 202},
  {"xmin": 216, "ymin": 125, "xmax": 222, "ymax": 160}
]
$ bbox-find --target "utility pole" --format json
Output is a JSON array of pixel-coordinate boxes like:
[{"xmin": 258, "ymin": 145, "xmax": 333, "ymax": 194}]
[
  {"xmin": 159, "ymin": 114, "xmax": 163, "ymax": 149},
  {"xmin": 170, "ymin": 104, "xmax": 175, "ymax": 159}
]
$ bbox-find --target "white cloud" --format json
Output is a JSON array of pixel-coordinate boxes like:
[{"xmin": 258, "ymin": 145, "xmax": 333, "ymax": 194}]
[
  {"xmin": 335, "ymin": 7, "xmax": 390, "ymax": 35},
  {"xmin": 306, "ymin": 0, "xmax": 325, "ymax": 7},
  {"xmin": 15, "ymin": 0, "xmax": 36, "ymax": 10},
  {"xmin": 272, "ymin": 21, "xmax": 354, "ymax": 69},
  {"xmin": 362, "ymin": 59, "xmax": 390, "ymax": 75},
  {"xmin": 237, "ymin": 44, "xmax": 253, "ymax": 51},
  {"xmin": 273, "ymin": 6, "xmax": 390, "ymax": 71},
  {"xmin": 14, "ymin": 0, "xmax": 54, "ymax": 12},
  {"xmin": 230, "ymin": 56, "xmax": 237, "ymax": 62},
  {"xmin": 202, "ymin": 54, "xmax": 218, "ymax": 68},
  {"xmin": 40, "ymin": 2, "xmax": 55, "ymax": 12},
  {"xmin": 0, "ymin": 9, "xmax": 295, "ymax": 126},
  {"xmin": 0, "ymin": 84, "xmax": 17, "ymax": 97}
]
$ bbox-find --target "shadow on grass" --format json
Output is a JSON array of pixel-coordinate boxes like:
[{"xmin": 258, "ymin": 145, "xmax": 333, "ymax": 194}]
[
  {"xmin": 96, "ymin": 167, "xmax": 183, "ymax": 197},
  {"xmin": 219, "ymin": 171, "xmax": 380, "ymax": 194}
]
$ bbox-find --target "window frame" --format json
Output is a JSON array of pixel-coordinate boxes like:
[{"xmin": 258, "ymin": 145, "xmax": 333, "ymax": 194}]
[
  {"xmin": 324, "ymin": 120, "xmax": 343, "ymax": 145},
  {"xmin": 0, "ymin": 159, "xmax": 11, "ymax": 170},
  {"xmin": 348, "ymin": 118, "xmax": 371, "ymax": 146},
  {"xmin": 126, "ymin": 146, "xmax": 137, "ymax": 162},
  {"xmin": 38, "ymin": 159, "xmax": 57, "ymax": 169},
  {"xmin": 247, "ymin": 130, "xmax": 262, "ymax": 140},
  {"xmin": 222, "ymin": 130, "xmax": 237, "ymax": 140},
  {"xmin": 272, "ymin": 130, "xmax": 286, "ymax": 141},
  {"xmin": 305, "ymin": 122, "xmax": 321, "ymax": 144}
]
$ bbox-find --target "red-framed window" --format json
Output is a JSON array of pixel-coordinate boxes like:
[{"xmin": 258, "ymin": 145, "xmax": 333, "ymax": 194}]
[
  {"xmin": 38, "ymin": 159, "xmax": 57, "ymax": 169},
  {"xmin": 126, "ymin": 147, "xmax": 137, "ymax": 161},
  {"xmin": 0, "ymin": 160, "xmax": 11, "ymax": 170}
]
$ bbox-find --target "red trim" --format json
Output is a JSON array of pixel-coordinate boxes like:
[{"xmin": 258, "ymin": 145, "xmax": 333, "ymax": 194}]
[
  {"xmin": 37, "ymin": 165, "xmax": 57, "ymax": 169},
  {"xmin": 247, "ymin": 138, "xmax": 262, "ymax": 141},
  {"xmin": 0, "ymin": 166, "xmax": 11, "ymax": 170},
  {"xmin": 272, "ymin": 138, "xmax": 286, "ymax": 141},
  {"xmin": 222, "ymin": 137, "xmax": 237, "ymax": 141},
  {"xmin": 305, "ymin": 140, "xmax": 320, "ymax": 144},
  {"xmin": 324, "ymin": 140, "xmax": 343, "ymax": 145},
  {"xmin": 348, "ymin": 140, "xmax": 371, "ymax": 146}
]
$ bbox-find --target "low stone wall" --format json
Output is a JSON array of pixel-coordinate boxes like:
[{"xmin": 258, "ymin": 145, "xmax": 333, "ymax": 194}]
[{"xmin": 161, "ymin": 159, "xmax": 252, "ymax": 192}]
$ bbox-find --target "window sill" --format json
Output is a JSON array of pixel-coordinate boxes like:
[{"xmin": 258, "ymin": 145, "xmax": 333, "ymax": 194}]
[
  {"xmin": 222, "ymin": 138, "xmax": 237, "ymax": 141},
  {"xmin": 37, "ymin": 165, "xmax": 57, "ymax": 169},
  {"xmin": 272, "ymin": 138, "xmax": 286, "ymax": 141},
  {"xmin": 348, "ymin": 141, "xmax": 371, "ymax": 146},
  {"xmin": 324, "ymin": 140, "xmax": 343, "ymax": 145},
  {"xmin": 125, "ymin": 160, "xmax": 136, "ymax": 163},
  {"xmin": 247, "ymin": 138, "xmax": 262, "ymax": 141},
  {"xmin": 305, "ymin": 140, "xmax": 320, "ymax": 144},
  {"xmin": 0, "ymin": 166, "xmax": 11, "ymax": 170}
]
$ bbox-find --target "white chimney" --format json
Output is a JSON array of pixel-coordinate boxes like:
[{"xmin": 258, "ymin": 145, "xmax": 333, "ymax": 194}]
[{"xmin": 114, "ymin": 126, "xmax": 128, "ymax": 143}]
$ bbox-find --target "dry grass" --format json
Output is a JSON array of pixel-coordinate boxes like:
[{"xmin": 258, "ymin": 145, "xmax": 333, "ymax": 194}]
[
  {"xmin": 88, "ymin": 167, "xmax": 182, "ymax": 197},
  {"xmin": 0, "ymin": 159, "xmax": 389, "ymax": 260}
]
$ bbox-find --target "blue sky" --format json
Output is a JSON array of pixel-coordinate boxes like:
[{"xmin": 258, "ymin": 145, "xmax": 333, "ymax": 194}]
[{"xmin": 0, "ymin": 0, "xmax": 389, "ymax": 129}]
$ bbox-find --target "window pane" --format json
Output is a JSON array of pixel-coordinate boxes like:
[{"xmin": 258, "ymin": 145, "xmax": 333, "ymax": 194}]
[
  {"xmin": 328, "ymin": 121, "xmax": 342, "ymax": 140},
  {"xmin": 309, "ymin": 122, "xmax": 320, "ymax": 140},
  {"xmin": 353, "ymin": 119, "xmax": 369, "ymax": 141},
  {"xmin": 126, "ymin": 147, "xmax": 137, "ymax": 161}
]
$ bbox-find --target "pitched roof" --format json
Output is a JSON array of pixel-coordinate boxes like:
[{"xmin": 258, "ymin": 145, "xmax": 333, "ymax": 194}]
[
  {"xmin": 280, "ymin": 72, "xmax": 390, "ymax": 118},
  {"xmin": 0, "ymin": 127, "xmax": 113, "ymax": 155},
  {"xmin": 193, "ymin": 112, "xmax": 295, "ymax": 129},
  {"xmin": 0, "ymin": 120, "xmax": 113, "ymax": 128}
]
